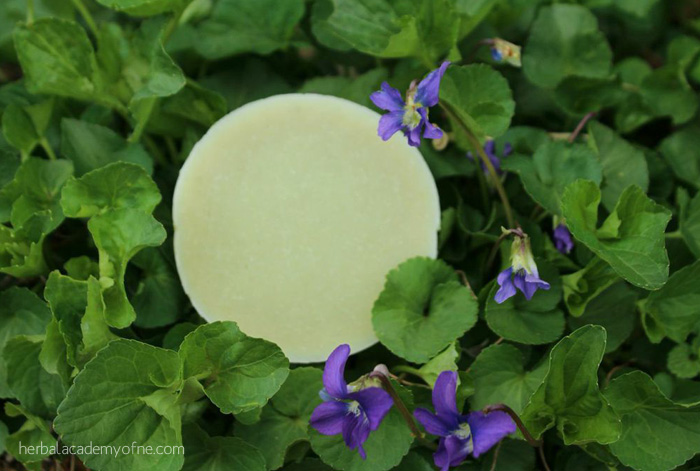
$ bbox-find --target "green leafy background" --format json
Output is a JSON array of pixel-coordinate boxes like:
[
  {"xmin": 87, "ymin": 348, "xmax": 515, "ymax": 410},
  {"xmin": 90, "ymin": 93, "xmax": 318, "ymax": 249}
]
[{"xmin": 1, "ymin": 0, "xmax": 700, "ymax": 470}]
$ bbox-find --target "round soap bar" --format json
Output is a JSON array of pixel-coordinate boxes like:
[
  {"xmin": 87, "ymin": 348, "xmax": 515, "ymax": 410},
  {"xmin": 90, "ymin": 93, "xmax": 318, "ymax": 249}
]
[{"xmin": 173, "ymin": 94, "xmax": 440, "ymax": 363}]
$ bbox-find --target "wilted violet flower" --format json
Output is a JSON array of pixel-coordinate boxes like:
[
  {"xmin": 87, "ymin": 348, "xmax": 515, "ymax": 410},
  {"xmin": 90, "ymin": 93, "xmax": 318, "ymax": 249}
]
[
  {"xmin": 495, "ymin": 228, "xmax": 550, "ymax": 303},
  {"xmin": 309, "ymin": 344, "xmax": 393, "ymax": 459},
  {"xmin": 370, "ymin": 61, "xmax": 450, "ymax": 147},
  {"xmin": 553, "ymin": 223, "xmax": 574, "ymax": 254},
  {"xmin": 414, "ymin": 371, "xmax": 515, "ymax": 471},
  {"xmin": 467, "ymin": 140, "xmax": 512, "ymax": 175},
  {"xmin": 490, "ymin": 38, "xmax": 522, "ymax": 67}
]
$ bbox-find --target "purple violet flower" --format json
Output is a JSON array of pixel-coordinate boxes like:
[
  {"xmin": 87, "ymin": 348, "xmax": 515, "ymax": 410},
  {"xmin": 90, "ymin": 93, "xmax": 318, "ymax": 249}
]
[
  {"xmin": 370, "ymin": 61, "xmax": 450, "ymax": 147},
  {"xmin": 553, "ymin": 223, "xmax": 574, "ymax": 254},
  {"xmin": 467, "ymin": 140, "xmax": 512, "ymax": 175},
  {"xmin": 309, "ymin": 344, "xmax": 393, "ymax": 459},
  {"xmin": 495, "ymin": 229, "xmax": 550, "ymax": 303},
  {"xmin": 414, "ymin": 371, "xmax": 516, "ymax": 471}
]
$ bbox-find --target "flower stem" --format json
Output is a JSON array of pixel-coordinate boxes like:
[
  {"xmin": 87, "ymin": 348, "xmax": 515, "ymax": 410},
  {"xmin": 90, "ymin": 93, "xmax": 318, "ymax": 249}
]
[
  {"xmin": 568, "ymin": 112, "xmax": 597, "ymax": 144},
  {"xmin": 26, "ymin": 0, "xmax": 35, "ymax": 24},
  {"xmin": 391, "ymin": 365, "xmax": 424, "ymax": 380},
  {"xmin": 70, "ymin": 0, "xmax": 99, "ymax": 37},
  {"xmin": 439, "ymin": 102, "xmax": 515, "ymax": 228},
  {"xmin": 483, "ymin": 403, "xmax": 540, "ymax": 446},
  {"xmin": 483, "ymin": 403, "xmax": 551, "ymax": 471},
  {"xmin": 370, "ymin": 372, "xmax": 437, "ymax": 450}
]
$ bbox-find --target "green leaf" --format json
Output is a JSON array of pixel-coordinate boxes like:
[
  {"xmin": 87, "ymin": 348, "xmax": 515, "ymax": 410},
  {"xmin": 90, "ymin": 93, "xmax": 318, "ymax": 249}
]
[
  {"xmin": 132, "ymin": 248, "xmax": 184, "ymax": 328},
  {"xmin": 605, "ymin": 371, "xmax": 700, "ymax": 471},
  {"xmin": 3, "ymin": 335, "xmax": 68, "ymax": 418},
  {"xmin": 60, "ymin": 118, "xmax": 153, "ymax": 177},
  {"xmin": 561, "ymin": 180, "xmax": 671, "ymax": 290},
  {"xmin": 179, "ymin": 321, "xmax": 289, "ymax": 415},
  {"xmin": 41, "ymin": 272, "xmax": 117, "ymax": 373},
  {"xmin": 372, "ymin": 257, "xmax": 478, "ymax": 364},
  {"xmin": 660, "ymin": 125, "xmax": 700, "ymax": 190},
  {"xmin": 587, "ymin": 121, "xmax": 649, "ymax": 211},
  {"xmin": 4, "ymin": 403, "xmax": 55, "ymax": 470},
  {"xmin": 61, "ymin": 162, "xmax": 161, "ymax": 218},
  {"xmin": 639, "ymin": 260, "xmax": 700, "ymax": 344},
  {"xmin": 235, "ymin": 367, "xmax": 323, "ymax": 470},
  {"xmin": 195, "ymin": 0, "xmax": 305, "ymax": 60},
  {"xmin": 88, "ymin": 208, "xmax": 167, "ymax": 328},
  {"xmin": 282, "ymin": 458, "xmax": 333, "ymax": 471},
  {"xmin": 668, "ymin": 343, "xmax": 700, "ymax": 379},
  {"xmin": 1, "ymin": 156, "xmax": 73, "ymax": 229},
  {"xmin": 54, "ymin": 340, "xmax": 184, "ymax": 471},
  {"xmin": 567, "ymin": 283, "xmax": 637, "ymax": 353},
  {"xmin": 640, "ymin": 65, "xmax": 699, "ymax": 126},
  {"xmin": 41, "ymin": 271, "xmax": 86, "ymax": 372},
  {"xmin": 562, "ymin": 257, "xmax": 620, "ymax": 318},
  {"xmin": 1, "ymin": 100, "xmax": 54, "ymax": 159},
  {"xmin": 310, "ymin": 381, "xmax": 414, "ymax": 471},
  {"xmin": 0, "ymin": 287, "xmax": 51, "ymax": 398},
  {"xmin": 153, "ymin": 80, "xmax": 228, "ymax": 131},
  {"xmin": 13, "ymin": 19, "xmax": 122, "ymax": 111},
  {"xmin": 485, "ymin": 260, "xmax": 565, "ymax": 345},
  {"xmin": 183, "ymin": 425, "xmax": 266, "ymax": 471},
  {"xmin": 523, "ymin": 5, "xmax": 613, "ymax": 88},
  {"xmin": 521, "ymin": 325, "xmax": 621, "ymax": 445},
  {"xmin": 96, "ymin": 0, "xmax": 186, "ymax": 16},
  {"xmin": 0, "ymin": 158, "xmax": 72, "ymax": 277},
  {"xmin": 63, "ymin": 255, "xmax": 99, "ymax": 280},
  {"xmin": 470, "ymin": 343, "xmax": 547, "ymax": 414},
  {"xmin": 311, "ymin": 0, "xmax": 460, "ymax": 61},
  {"xmin": 440, "ymin": 64, "xmax": 515, "ymax": 142},
  {"xmin": 414, "ymin": 342, "xmax": 460, "ymax": 387},
  {"xmin": 299, "ymin": 68, "xmax": 389, "ymax": 109},
  {"xmin": 456, "ymin": 0, "xmax": 500, "ymax": 38},
  {"xmin": 0, "ymin": 420, "xmax": 6, "ymax": 455},
  {"xmin": 680, "ymin": 190, "xmax": 700, "ymax": 258},
  {"xmin": 502, "ymin": 141, "xmax": 603, "ymax": 215},
  {"xmin": 553, "ymin": 76, "xmax": 626, "ymax": 115},
  {"xmin": 478, "ymin": 439, "xmax": 536, "ymax": 471},
  {"xmin": 199, "ymin": 59, "xmax": 292, "ymax": 111},
  {"xmin": 96, "ymin": 20, "xmax": 185, "ymax": 132},
  {"xmin": 163, "ymin": 322, "xmax": 199, "ymax": 351}
]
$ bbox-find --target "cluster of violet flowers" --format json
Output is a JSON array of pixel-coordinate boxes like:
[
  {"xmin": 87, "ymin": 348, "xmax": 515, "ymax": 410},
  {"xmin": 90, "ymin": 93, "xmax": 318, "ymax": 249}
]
[
  {"xmin": 310, "ymin": 345, "xmax": 516, "ymax": 470},
  {"xmin": 369, "ymin": 61, "xmax": 574, "ymax": 306},
  {"xmin": 309, "ymin": 57, "xmax": 582, "ymax": 469}
]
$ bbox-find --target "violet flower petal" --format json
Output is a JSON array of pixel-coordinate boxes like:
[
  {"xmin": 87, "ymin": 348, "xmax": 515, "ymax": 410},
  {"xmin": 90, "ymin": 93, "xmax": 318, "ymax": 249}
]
[
  {"xmin": 503, "ymin": 142, "xmax": 513, "ymax": 157},
  {"xmin": 418, "ymin": 107, "xmax": 443, "ymax": 139},
  {"xmin": 370, "ymin": 82, "xmax": 405, "ymax": 111},
  {"xmin": 512, "ymin": 270, "xmax": 532, "ymax": 299},
  {"xmin": 323, "ymin": 344, "xmax": 350, "ymax": 398},
  {"xmin": 342, "ymin": 413, "xmax": 371, "ymax": 459},
  {"xmin": 432, "ymin": 371, "xmax": 460, "ymax": 418},
  {"xmin": 406, "ymin": 122, "xmax": 424, "ymax": 147},
  {"xmin": 348, "ymin": 387, "xmax": 393, "ymax": 431},
  {"xmin": 310, "ymin": 400, "xmax": 349, "ymax": 435},
  {"xmin": 434, "ymin": 435, "xmax": 470, "ymax": 471},
  {"xmin": 415, "ymin": 61, "xmax": 451, "ymax": 107},
  {"xmin": 491, "ymin": 48, "xmax": 503, "ymax": 62},
  {"xmin": 466, "ymin": 410, "xmax": 516, "ymax": 458},
  {"xmin": 524, "ymin": 271, "xmax": 550, "ymax": 290},
  {"xmin": 484, "ymin": 140, "xmax": 496, "ymax": 158},
  {"xmin": 377, "ymin": 110, "xmax": 405, "ymax": 141},
  {"xmin": 494, "ymin": 267, "xmax": 516, "ymax": 303},
  {"xmin": 414, "ymin": 408, "xmax": 451, "ymax": 437},
  {"xmin": 553, "ymin": 224, "xmax": 574, "ymax": 254}
]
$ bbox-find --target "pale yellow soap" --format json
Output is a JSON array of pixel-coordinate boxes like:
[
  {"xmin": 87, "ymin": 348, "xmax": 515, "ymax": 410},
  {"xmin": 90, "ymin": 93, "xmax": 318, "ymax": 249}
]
[{"xmin": 173, "ymin": 94, "xmax": 440, "ymax": 363}]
